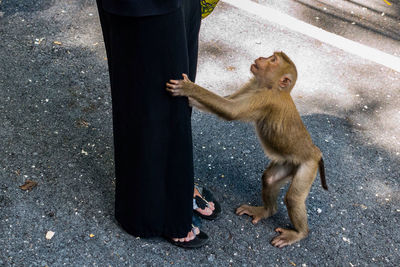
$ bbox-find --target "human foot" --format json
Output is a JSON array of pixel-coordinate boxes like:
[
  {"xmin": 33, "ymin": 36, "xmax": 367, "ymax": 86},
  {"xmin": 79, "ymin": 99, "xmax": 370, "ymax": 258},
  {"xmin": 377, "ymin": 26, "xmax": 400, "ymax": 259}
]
[
  {"xmin": 193, "ymin": 185, "xmax": 221, "ymax": 220},
  {"xmin": 194, "ymin": 187, "xmax": 215, "ymax": 216},
  {"xmin": 167, "ymin": 226, "xmax": 209, "ymax": 249},
  {"xmin": 172, "ymin": 227, "xmax": 200, "ymax": 242}
]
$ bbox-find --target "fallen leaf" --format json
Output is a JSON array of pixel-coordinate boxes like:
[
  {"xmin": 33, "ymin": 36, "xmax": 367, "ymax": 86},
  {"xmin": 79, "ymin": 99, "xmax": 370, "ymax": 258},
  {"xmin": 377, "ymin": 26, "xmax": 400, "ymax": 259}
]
[
  {"xmin": 289, "ymin": 260, "xmax": 296, "ymax": 266},
  {"xmin": 227, "ymin": 66, "xmax": 236, "ymax": 71},
  {"xmin": 46, "ymin": 231, "xmax": 55, "ymax": 240},
  {"xmin": 89, "ymin": 234, "xmax": 95, "ymax": 238},
  {"xmin": 53, "ymin": 41, "xmax": 62, "ymax": 45},
  {"xmin": 76, "ymin": 118, "xmax": 90, "ymax": 128},
  {"xmin": 19, "ymin": 180, "xmax": 38, "ymax": 191}
]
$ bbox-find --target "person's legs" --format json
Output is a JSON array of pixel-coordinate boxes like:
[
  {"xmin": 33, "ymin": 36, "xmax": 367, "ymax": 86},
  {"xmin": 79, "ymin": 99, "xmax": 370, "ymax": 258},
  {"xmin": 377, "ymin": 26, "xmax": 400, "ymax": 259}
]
[
  {"xmin": 182, "ymin": 0, "xmax": 219, "ymax": 219},
  {"xmin": 96, "ymin": 0, "xmax": 196, "ymax": 239}
]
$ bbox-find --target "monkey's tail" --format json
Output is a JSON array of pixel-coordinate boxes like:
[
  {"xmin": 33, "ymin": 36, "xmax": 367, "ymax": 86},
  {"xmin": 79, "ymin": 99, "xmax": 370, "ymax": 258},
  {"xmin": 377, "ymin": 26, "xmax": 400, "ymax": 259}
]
[{"xmin": 319, "ymin": 158, "xmax": 328, "ymax": 190}]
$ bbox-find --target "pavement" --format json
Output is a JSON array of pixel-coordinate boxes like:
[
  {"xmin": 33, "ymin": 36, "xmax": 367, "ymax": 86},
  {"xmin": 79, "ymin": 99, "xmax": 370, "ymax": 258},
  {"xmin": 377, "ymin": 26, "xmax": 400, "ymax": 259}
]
[{"xmin": 0, "ymin": 0, "xmax": 399, "ymax": 266}]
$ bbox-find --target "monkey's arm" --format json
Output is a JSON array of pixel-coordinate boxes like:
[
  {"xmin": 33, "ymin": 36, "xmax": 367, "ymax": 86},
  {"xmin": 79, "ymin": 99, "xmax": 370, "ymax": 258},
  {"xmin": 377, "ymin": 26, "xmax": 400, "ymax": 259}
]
[
  {"xmin": 224, "ymin": 79, "xmax": 255, "ymax": 100},
  {"xmin": 167, "ymin": 74, "xmax": 264, "ymax": 121}
]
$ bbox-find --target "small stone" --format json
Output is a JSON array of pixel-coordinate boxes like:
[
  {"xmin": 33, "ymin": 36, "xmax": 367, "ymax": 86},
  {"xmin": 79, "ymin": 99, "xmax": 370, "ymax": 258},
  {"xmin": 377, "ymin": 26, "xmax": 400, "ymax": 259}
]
[
  {"xmin": 317, "ymin": 208, "xmax": 322, "ymax": 213},
  {"xmin": 46, "ymin": 231, "xmax": 55, "ymax": 240},
  {"xmin": 207, "ymin": 254, "xmax": 215, "ymax": 262}
]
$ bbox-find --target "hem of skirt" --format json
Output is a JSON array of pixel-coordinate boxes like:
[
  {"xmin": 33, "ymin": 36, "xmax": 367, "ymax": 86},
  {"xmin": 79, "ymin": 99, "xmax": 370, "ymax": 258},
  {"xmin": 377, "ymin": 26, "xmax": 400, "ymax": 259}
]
[{"xmin": 115, "ymin": 218, "xmax": 192, "ymax": 239}]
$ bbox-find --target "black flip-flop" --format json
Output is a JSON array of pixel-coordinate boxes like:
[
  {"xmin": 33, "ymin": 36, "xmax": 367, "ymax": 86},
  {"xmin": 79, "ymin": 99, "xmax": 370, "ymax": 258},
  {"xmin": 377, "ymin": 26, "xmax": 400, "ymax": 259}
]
[
  {"xmin": 166, "ymin": 226, "xmax": 209, "ymax": 249},
  {"xmin": 193, "ymin": 185, "xmax": 221, "ymax": 220}
]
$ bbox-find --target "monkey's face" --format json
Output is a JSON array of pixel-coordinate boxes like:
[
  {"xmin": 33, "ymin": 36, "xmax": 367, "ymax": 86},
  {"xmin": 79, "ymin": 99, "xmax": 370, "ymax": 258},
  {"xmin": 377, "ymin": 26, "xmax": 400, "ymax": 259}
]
[
  {"xmin": 251, "ymin": 54, "xmax": 282, "ymax": 87},
  {"xmin": 251, "ymin": 53, "xmax": 296, "ymax": 92}
]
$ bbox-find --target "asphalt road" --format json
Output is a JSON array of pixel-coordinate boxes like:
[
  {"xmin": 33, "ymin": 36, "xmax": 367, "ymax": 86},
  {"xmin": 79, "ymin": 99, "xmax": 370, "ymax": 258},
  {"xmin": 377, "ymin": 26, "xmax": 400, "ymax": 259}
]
[{"xmin": 0, "ymin": 0, "xmax": 399, "ymax": 266}]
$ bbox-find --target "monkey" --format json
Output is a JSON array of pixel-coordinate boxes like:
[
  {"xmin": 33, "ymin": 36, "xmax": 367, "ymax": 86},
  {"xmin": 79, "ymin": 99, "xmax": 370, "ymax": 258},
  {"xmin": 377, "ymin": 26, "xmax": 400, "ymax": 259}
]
[{"xmin": 166, "ymin": 51, "xmax": 327, "ymax": 248}]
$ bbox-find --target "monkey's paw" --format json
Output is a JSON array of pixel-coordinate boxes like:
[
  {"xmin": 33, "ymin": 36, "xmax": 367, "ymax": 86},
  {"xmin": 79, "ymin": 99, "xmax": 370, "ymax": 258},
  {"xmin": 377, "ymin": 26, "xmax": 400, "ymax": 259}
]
[
  {"xmin": 166, "ymin": 73, "xmax": 192, "ymax": 97},
  {"xmin": 235, "ymin": 205, "xmax": 274, "ymax": 225},
  {"xmin": 270, "ymin": 228, "xmax": 307, "ymax": 248}
]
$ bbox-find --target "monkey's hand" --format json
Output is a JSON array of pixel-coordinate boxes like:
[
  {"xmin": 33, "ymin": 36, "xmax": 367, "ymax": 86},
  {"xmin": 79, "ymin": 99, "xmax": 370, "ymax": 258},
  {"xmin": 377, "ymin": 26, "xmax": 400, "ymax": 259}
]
[{"xmin": 166, "ymin": 73, "xmax": 194, "ymax": 97}]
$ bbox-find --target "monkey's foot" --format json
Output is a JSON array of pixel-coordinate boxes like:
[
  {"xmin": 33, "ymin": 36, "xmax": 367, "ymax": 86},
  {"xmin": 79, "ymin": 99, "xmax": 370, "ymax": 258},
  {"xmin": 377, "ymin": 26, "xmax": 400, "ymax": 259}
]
[
  {"xmin": 235, "ymin": 205, "xmax": 275, "ymax": 224},
  {"xmin": 270, "ymin": 228, "xmax": 307, "ymax": 248}
]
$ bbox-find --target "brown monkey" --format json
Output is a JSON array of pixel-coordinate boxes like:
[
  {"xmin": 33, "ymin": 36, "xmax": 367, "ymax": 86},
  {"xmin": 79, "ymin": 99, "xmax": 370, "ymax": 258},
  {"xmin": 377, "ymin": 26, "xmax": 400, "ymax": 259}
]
[{"xmin": 166, "ymin": 52, "xmax": 327, "ymax": 248}]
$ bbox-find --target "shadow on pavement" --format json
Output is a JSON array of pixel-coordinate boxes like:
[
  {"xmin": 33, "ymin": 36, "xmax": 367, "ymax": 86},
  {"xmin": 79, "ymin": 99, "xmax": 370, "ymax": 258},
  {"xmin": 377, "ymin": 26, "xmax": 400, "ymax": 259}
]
[{"xmin": 293, "ymin": 0, "xmax": 400, "ymax": 41}]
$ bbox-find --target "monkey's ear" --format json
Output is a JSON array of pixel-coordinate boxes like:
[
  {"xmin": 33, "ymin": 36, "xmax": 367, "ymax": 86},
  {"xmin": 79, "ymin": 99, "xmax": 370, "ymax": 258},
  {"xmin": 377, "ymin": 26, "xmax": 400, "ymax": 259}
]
[{"xmin": 279, "ymin": 74, "xmax": 292, "ymax": 90}]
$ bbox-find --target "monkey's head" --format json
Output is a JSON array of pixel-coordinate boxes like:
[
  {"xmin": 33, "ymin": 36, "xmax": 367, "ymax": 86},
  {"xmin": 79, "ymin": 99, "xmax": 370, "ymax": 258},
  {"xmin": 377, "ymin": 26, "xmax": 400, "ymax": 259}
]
[{"xmin": 251, "ymin": 51, "xmax": 297, "ymax": 92}]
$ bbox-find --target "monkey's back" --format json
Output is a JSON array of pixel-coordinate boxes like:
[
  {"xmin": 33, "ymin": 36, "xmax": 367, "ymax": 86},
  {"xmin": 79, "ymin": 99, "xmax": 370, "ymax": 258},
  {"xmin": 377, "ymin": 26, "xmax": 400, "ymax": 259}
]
[{"xmin": 254, "ymin": 96, "xmax": 320, "ymax": 164}]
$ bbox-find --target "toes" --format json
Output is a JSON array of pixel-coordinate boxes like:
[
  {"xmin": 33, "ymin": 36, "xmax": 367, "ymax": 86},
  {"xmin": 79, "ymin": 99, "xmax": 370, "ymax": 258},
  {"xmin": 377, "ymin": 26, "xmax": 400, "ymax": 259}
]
[
  {"xmin": 272, "ymin": 238, "xmax": 287, "ymax": 248},
  {"xmin": 251, "ymin": 218, "xmax": 260, "ymax": 225},
  {"xmin": 236, "ymin": 205, "xmax": 248, "ymax": 215},
  {"xmin": 193, "ymin": 227, "xmax": 200, "ymax": 235},
  {"xmin": 271, "ymin": 236, "xmax": 285, "ymax": 247},
  {"xmin": 196, "ymin": 207, "xmax": 212, "ymax": 216},
  {"xmin": 184, "ymin": 231, "xmax": 195, "ymax": 242}
]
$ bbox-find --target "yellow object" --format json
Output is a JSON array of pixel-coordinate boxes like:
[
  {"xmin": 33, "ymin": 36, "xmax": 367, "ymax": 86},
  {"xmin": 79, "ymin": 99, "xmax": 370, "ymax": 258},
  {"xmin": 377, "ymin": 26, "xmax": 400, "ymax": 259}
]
[
  {"xmin": 201, "ymin": 0, "xmax": 220, "ymax": 19},
  {"xmin": 383, "ymin": 0, "xmax": 392, "ymax": 5}
]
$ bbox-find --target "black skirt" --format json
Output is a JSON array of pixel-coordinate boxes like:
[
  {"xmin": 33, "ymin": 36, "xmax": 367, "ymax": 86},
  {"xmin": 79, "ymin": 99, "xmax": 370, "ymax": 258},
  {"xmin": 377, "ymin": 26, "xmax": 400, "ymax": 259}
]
[{"xmin": 96, "ymin": 0, "xmax": 201, "ymax": 238}]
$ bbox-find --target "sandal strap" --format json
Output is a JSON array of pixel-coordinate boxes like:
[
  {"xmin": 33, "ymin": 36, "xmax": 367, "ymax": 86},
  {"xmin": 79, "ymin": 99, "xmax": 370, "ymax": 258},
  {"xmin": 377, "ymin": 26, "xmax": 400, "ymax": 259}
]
[
  {"xmin": 194, "ymin": 183, "xmax": 203, "ymax": 195},
  {"xmin": 194, "ymin": 195, "xmax": 209, "ymax": 210}
]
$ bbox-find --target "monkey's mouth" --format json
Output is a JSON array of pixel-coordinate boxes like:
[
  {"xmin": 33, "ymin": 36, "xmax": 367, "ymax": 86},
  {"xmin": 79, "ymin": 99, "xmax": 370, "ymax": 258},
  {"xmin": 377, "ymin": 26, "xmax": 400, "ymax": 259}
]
[{"xmin": 251, "ymin": 63, "xmax": 258, "ymax": 71}]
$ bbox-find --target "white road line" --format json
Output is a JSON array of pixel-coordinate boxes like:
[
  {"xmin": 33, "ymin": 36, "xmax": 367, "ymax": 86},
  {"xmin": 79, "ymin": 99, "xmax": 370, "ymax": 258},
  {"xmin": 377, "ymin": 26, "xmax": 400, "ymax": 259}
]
[{"xmin": 221, "ymin": 0, "xmax": 400, "ymax": 73}]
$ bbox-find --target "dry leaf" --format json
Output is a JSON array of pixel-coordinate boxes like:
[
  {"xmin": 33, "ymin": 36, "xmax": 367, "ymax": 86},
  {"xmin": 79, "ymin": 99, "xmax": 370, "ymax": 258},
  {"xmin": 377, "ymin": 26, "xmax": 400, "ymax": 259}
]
[
  {"xmin": 289, "ymin": 260, "xmax": 296, "ymax": 266},
  {"xmin": 53, "ymin": 41, "xmax": 62, "ymax": 45},
  {"xmin": 76, "ymin": 118, "xmax": 90, "ymax": 128},
  {"xmin": 46, "ymin": 231, "xmax": 55, "ymax": 240},
  {"xmin": 89, "ymin": 234, "xmax": 95, "ymax": 238},
  {"xmin": 19, "ymin": 180, "xmax": 38, "ymax": 191},
  {"xmin": 227, "ymin": 66, "xmax": 236, "ymax": 71}
]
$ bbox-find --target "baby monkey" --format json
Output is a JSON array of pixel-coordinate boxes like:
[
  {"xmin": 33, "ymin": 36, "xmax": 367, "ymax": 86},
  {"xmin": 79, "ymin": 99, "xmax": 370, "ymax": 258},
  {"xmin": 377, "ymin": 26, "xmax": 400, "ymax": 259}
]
[{"xmin": 166, "ymin": 52, "xmax": 327, "ymax": 248}]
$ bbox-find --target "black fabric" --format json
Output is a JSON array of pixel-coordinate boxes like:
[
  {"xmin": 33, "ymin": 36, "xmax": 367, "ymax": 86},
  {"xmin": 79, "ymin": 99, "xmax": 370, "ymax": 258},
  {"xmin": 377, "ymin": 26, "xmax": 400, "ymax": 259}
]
[
  {"xmin": 96, "ymin": 0, "xmax": 201, "ymax": 238},
  {"xmin": 102, "ymin": 0, "xmax": 182, "ymax": 17}
]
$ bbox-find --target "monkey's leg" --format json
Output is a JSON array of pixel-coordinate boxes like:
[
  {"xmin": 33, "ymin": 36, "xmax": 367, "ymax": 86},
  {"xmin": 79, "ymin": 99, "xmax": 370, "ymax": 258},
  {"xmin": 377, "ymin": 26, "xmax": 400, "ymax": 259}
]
[
  {"xmin": 236, "ymin": 162, "xmax": 294, "ymax": 224},
  {"xmin": 271, "ymin": 160, "xmax": 318, "ymax": 248}
]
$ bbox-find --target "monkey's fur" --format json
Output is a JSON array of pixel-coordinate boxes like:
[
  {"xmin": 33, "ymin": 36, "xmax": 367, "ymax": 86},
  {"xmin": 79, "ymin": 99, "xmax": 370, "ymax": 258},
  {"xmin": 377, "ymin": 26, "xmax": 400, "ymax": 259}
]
[{"xmin": 166, "ymin": 52, "xmax": 327, "ymax": 248}]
